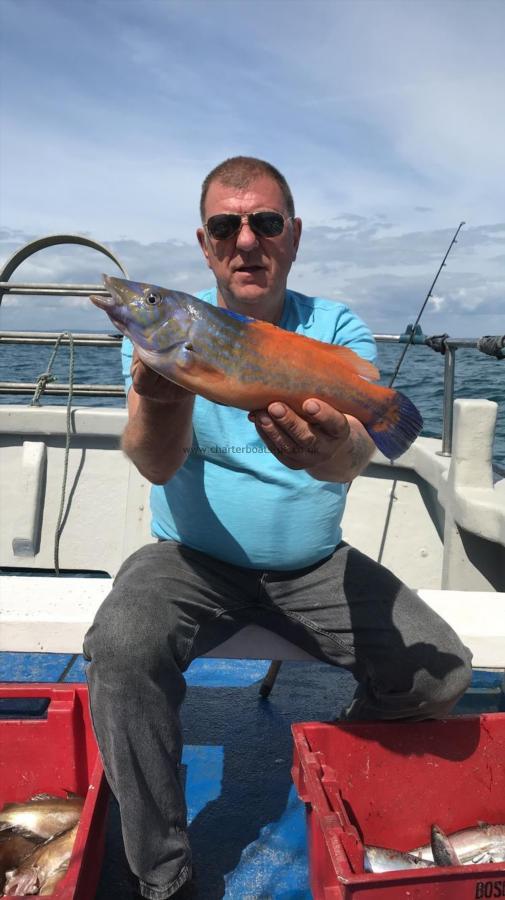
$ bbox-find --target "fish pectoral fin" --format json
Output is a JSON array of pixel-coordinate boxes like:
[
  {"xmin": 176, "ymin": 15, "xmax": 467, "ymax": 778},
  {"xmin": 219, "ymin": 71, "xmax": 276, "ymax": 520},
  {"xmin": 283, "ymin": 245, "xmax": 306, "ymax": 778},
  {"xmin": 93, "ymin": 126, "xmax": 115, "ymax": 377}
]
[
  {"xmin": 174, "ymin": 343, "xmax": 225, "ymax": 381},
  {"xmin": 323, "ymin": 344, "xmax": 380, "ymax": 381}
]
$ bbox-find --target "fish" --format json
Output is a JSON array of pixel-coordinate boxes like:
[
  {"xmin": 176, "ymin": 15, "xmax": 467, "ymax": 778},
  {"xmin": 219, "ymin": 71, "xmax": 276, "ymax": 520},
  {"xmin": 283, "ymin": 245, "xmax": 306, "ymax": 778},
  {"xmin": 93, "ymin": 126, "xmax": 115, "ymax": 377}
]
[
  {"xmin": 2, "ymin": 823, "xmax": 78, "ymax": 895},
  {"xmin": 363, "ymin": 845, "xmax": 435, "ymax": 872},
  {"xmin": 0, "ymin": 834, "xmax": 40, "ymax": 891},
  {"xmin": 0, "ymin": 795, "xmax": 83, "ymax": 841},
  {"xmin": 412, "ymin": 821, "xmax": 505, "ymax": 866},
  {"xmin": 90, "ymin": 275, "xmax": 423, "ymax": 460}
]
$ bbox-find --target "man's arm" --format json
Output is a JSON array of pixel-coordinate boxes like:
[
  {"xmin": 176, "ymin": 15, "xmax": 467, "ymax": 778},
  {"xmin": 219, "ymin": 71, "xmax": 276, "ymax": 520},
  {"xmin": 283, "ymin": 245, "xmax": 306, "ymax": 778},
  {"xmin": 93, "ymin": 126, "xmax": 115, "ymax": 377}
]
[
  {"xmin": 122, "ymin": 353, "xmax": 195, "ymax": 484},
  {"xmin": 248, "ymin": 400, "xmax": 375, "ymax": 483}
]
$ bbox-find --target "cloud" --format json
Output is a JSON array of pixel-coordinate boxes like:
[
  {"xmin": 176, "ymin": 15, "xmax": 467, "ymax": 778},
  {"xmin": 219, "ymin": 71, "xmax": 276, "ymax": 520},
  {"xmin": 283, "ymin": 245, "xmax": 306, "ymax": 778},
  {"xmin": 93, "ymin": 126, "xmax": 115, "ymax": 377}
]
[
  {"xmin": 1, "ymin": 218, "xmax": 503, "ymax": 336},
  {"xmin": 2, "ymin": 0, "xmax": 505, "ymax": 242},
  {"xmin": 1, "ymin": 0, "xmax": 504, "ymax": 334}
]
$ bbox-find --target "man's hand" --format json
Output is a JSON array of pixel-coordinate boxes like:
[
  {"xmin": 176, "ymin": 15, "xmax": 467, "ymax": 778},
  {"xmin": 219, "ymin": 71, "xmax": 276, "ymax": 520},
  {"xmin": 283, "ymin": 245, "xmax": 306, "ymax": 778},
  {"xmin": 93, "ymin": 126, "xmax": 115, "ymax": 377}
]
[
  {"xmin": 131, "ymin": 352, "xmax": 193, "ymax": 404},
  {"xmin": 248, "ymin": 399, "xmax": 375, "ymax": 482},
  {"xmin": 122, "ymin": 352, "xmax": 195, "ymax": 484}
]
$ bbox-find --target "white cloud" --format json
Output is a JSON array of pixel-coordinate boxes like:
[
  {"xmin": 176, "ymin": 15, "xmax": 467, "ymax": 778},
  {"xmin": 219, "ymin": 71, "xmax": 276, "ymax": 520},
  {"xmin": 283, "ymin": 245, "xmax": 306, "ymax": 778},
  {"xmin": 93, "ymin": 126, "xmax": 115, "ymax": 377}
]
[{"xmin": 1, "ymin": 219, "xmax": 503, "ymax": 336}]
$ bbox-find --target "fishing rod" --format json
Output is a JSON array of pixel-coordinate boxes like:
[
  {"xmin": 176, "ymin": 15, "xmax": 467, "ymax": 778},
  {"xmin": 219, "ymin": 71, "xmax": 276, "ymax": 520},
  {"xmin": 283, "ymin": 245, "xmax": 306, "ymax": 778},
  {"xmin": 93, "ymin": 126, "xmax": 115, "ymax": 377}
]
[
  {"xmin": 370, "ymin": 220, "xmax": 467, "ymax": 573},
  {"xmin": 387, "ymin": 220, "xmax": 465, "ymax": 388}
]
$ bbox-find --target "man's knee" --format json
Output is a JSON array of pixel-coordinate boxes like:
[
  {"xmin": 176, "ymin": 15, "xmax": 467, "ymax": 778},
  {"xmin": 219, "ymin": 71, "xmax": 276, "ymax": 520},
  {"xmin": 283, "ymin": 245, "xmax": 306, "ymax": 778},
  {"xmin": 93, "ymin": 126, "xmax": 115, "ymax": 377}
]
[
  {"xmin": 414, "ymin": 647, "xmax": 473, "ymax": 717},
  {"xmin": 83, "ymin": 544, "xmax": 187, "ymax": 670},
  {"xmin": 347, "ymin": 640, "xmax": 473, "ymax": 721}
]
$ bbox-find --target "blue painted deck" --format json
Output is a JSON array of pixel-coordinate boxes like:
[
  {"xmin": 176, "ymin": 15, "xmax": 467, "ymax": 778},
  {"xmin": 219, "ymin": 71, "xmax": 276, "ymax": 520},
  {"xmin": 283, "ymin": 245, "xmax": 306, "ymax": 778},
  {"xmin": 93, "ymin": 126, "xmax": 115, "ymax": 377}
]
[{"xmin": 0, "ymin": 652, "xmax": 503, "ymax": 899}]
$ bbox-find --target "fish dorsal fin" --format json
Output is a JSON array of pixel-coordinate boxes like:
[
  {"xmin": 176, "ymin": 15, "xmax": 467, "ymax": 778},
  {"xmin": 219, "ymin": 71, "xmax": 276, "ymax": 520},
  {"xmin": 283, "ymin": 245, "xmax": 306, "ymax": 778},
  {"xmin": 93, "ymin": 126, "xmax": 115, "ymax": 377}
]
[{"xmin": 321, "ymin": 344, "xmax": 380, "ymax": 381}]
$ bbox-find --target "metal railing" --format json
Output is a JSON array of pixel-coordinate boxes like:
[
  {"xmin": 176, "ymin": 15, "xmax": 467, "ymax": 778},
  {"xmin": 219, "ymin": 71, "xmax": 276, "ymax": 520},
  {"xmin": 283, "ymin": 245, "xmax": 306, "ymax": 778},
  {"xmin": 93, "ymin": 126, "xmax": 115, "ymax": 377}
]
[
  {"xmin": 0, "ymin": 283, "xmax": 112, "ymax": 296},
  {"xmin": 0, "ymin": 325, "xmax": 497, "ymax": 458},
  {"xmin": 0, "ymin": 236, "xmax": 502, "ymax": 464},
  {"xmin": 0, "ymin": 330, "xmax": 121, "ymax": 346}
]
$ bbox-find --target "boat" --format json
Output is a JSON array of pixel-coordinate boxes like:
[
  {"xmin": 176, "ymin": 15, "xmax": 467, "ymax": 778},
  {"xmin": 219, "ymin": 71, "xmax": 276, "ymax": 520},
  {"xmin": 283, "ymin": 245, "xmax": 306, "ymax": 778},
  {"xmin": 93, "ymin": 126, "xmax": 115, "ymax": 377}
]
[{"xmin": 0, "ymin": 235, "xmax": 504, "ymax": 898}]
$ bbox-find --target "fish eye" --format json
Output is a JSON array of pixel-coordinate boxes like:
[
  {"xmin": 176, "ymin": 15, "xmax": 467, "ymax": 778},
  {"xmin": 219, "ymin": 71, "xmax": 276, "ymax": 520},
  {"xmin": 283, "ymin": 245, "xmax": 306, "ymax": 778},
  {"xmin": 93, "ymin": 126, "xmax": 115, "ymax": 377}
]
[{"xmin": 145, "ymin": 292, "xmax": 161, "ymax": 306}]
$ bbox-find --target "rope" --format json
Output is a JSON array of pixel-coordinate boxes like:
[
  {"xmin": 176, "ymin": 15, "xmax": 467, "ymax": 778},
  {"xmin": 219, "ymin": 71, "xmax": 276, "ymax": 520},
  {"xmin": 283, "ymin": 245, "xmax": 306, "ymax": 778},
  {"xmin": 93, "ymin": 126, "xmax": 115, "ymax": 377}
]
[
  {"xmin": 30, "ymin": 334, "xmax": 67, "ymax": 406},
  {"xmin": 477, "ymin": 335, "xmax": 505, "ymax": 360},
  {"xmin": 30, "ymin": 371, "xmax": 56, "ymax": 403},
  {"xmin": 28, "ymin": 332, "xmax": 76, "ymax": 572},
  {"xmin": 425, "ymin": 333, "xmax": 449, "ymax": 355},
  {"xmin": 49, "ymin": 333, "xmax": 75, "ymax": 575}
]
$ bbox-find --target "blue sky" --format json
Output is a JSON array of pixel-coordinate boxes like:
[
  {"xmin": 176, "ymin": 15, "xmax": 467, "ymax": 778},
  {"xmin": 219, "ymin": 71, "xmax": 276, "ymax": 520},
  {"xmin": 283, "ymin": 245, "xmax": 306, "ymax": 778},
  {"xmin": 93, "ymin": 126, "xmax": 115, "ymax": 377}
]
[{"xmin": 0, "ymin": 0, "xmax": 504, "ymax": 335}]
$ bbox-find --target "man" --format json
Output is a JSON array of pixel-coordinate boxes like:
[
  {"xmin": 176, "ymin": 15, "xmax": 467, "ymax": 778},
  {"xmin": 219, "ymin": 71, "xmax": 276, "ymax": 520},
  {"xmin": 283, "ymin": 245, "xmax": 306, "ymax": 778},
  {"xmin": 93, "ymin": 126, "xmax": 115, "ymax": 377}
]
[{"xmin": 84, "ymin": 157, "xmax": 472, "ymax": 899}]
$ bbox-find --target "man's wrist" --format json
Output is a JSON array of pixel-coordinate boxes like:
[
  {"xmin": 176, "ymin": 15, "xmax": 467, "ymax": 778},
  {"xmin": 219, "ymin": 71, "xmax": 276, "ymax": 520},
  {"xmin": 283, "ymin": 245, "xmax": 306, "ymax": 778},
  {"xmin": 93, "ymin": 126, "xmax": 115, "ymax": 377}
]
[
  {"xmin": 134, "ymin": 387, "xmax": 194, "ymax": 411},
  {"xmin": 307, "ymin": 421, "xmax": 374, "ymax": 482}
]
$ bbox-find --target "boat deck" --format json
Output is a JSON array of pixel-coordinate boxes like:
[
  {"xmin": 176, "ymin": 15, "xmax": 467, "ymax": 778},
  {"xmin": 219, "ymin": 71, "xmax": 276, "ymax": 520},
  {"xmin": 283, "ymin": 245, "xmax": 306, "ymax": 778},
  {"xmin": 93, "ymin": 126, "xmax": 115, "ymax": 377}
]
[{"xmin": 0, "ymin": 653, "xmax": 503, "ymax": 899}]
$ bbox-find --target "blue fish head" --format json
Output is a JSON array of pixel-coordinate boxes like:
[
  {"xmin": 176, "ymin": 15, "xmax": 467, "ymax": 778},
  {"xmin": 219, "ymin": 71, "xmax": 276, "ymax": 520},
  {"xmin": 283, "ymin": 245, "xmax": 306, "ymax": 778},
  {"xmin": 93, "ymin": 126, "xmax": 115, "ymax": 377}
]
[{"xmin": 90, "ymin": 275, "xmax": 192, "ymax": 350}]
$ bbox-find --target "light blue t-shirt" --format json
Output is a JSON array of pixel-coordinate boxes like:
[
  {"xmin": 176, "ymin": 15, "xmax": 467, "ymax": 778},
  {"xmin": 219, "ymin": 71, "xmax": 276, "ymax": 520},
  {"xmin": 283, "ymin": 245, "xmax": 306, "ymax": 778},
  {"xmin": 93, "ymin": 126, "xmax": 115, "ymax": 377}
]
[{"xmin": 122, "ymin": 288, "xmax": 377, "ymax": 570}]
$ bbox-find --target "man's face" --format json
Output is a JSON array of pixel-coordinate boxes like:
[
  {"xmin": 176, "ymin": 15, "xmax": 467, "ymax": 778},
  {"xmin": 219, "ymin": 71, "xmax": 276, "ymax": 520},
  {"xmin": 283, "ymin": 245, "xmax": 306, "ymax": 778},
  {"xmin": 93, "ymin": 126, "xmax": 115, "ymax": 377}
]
[{"xmin": 197, "ymin": 175, "xmax": 302, "ymax": 323}]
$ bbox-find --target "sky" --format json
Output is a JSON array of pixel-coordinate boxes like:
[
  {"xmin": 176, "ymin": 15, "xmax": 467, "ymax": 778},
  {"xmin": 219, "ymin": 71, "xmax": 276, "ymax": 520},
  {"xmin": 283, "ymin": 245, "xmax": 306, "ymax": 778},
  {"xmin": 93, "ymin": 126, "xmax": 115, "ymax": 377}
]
[{"xmin": 0, "ymin": 0, "xmax": 504, "ymax": 336}]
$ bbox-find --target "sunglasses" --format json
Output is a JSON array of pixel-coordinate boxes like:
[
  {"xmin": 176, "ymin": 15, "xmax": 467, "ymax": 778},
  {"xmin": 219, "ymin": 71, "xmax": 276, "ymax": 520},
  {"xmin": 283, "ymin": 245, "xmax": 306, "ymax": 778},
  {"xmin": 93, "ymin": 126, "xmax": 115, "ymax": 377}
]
[{"xmin": 204, "ymin": 211, "xmax": 292, "ymax": 241}]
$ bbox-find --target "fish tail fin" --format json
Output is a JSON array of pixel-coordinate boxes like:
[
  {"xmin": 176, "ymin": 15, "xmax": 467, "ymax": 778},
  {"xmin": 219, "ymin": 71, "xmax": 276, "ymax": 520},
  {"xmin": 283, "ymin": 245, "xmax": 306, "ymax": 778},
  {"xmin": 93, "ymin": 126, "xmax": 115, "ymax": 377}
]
[{"xmin": 365, "ymin": 391, "xmax": 423, "ymax": 460}]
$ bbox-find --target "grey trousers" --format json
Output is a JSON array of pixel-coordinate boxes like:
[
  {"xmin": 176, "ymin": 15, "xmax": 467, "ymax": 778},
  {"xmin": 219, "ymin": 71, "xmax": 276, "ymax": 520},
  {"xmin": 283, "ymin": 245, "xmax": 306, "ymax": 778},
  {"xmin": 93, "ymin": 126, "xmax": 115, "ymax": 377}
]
[{"xmin": 83, "ymin": 540, "xmax": 472, "ymax": 899}]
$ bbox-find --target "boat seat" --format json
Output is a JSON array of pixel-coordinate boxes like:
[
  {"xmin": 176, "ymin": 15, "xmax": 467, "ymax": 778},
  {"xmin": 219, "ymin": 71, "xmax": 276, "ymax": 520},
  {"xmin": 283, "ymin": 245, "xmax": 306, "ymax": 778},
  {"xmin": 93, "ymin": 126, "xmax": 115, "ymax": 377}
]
[{"xmin": 2, "ymin": 576, "xmax": 505, "ymax": 672}]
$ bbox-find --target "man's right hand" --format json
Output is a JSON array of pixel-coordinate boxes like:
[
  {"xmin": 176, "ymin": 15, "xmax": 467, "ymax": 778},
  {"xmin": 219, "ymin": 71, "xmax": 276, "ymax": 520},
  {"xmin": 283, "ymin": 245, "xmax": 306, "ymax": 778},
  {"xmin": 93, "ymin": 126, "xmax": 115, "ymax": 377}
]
[
  {"xmin": 131, "ymin": 351, "xmax": 194, "ymax": 404},
  {"xmin": 122, "ymin": 352, "xmax": 195, "ymax": 483}
]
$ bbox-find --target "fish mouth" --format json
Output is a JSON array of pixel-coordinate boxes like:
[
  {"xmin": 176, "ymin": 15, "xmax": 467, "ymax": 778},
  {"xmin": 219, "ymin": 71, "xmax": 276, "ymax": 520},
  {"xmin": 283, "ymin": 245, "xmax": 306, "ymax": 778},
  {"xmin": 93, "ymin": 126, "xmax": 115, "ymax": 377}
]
[
  {"xmin": 90, "ymin": 277, "xmax": 127, "ymax": 334},
  {"xmin": 90, "ymin": 297, "xmax": 126, "ymax": 335},
  {"xmin": 89, "ymin": 293, "xmax": 116, "ymax": 311},
  {"xmin": 90, "ymin": 274, "xmax": 126, "ymax": 310}
]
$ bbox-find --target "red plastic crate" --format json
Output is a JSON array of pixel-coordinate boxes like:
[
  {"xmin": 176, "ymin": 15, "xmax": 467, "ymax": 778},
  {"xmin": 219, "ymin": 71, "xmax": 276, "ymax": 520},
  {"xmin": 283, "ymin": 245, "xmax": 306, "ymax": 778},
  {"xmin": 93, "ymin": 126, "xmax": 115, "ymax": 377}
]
[
  {"xmin": 0, "ymin": 683, "xmax": 110, "ymax": 899},
  {"xmin": 292, "ymin": 713, "xmax": 505, "ymax": 899}
]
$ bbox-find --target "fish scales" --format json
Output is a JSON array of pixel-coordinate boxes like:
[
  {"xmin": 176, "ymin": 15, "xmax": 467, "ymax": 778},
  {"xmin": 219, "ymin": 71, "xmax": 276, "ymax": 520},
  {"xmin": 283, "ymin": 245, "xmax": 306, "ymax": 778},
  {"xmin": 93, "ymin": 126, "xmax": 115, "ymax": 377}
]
[
  {"xmin": 188, "ymin": 308, "xmax": 367, "ymax": 394},
  {"xmin": 190, "ymin": 309, "xmax": 260, "ymax": 375},
  {"xmin": 91, "ymin": 276, "xmax": 423, "ymax": 460},
  {"xmin": 161, "ymin": 304, "xmax": 291, "ymax": 387},
  {"xmin": 159, "ymin": 303, "xmax": 252, "ymax": 374}
]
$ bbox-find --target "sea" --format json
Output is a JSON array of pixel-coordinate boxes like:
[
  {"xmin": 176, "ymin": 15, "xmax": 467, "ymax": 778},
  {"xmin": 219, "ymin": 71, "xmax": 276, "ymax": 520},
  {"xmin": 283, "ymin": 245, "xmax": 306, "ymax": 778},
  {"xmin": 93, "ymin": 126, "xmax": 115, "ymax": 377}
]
[{"xmin": 0, "ymin": 339, "xmax": 504, "ymax": 469}]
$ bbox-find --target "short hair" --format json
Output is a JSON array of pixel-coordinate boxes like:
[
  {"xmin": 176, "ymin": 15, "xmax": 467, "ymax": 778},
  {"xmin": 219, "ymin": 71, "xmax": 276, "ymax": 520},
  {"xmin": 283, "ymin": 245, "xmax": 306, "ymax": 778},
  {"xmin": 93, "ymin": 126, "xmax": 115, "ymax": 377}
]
[{"xmin": 200, "ymin": 156, "xmax": 295, "ymax": 221}]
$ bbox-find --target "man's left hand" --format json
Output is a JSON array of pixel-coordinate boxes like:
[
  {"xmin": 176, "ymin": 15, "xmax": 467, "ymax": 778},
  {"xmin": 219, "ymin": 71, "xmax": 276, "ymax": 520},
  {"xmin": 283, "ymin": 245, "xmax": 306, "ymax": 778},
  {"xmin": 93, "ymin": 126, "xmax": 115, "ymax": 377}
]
[
  {"xmin": 249, "ymin": 399, "xmax": 352, "ymax": 472},
  {"xmin": 249, "ymin": 399, "xmax": 376, "ymax": 482}
]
